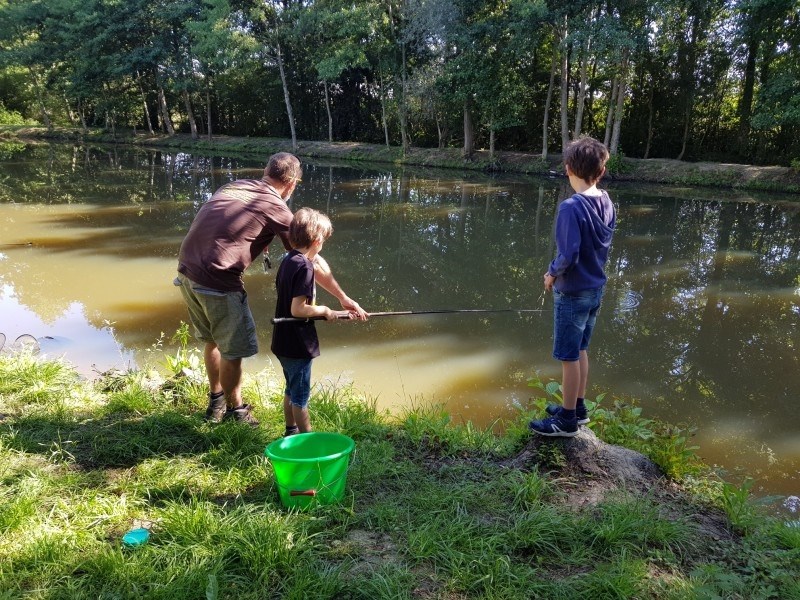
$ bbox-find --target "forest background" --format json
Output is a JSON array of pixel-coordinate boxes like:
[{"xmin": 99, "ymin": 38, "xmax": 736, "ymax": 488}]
[{"xmin": 0, "ymin": 0, "xmax": 799, "ymax": 167}]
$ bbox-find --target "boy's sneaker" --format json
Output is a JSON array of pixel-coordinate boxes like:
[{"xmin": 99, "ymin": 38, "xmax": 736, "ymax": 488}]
[
  {"xmin": 204, "ymin": 392, "xmax": 227, "ymax": 423},
  {"xmin": 226, "ymin": 403, "xmax": 260, "ymax": 428},
  {"xmin": 529, "ymin": 414, "xmax": 578, "ymax": 437},
  {"xmin": 545, "ymin": 404, "xmax": 590, "ymax": 425}
]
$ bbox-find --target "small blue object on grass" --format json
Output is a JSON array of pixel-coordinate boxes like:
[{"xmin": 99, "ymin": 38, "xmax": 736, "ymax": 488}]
[{"xmin": 122, "ymin": 527, "xmax": 150, "ymax": 547}]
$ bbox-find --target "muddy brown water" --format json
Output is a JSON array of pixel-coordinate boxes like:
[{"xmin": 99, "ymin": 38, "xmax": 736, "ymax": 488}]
[{"xmin": 1, "ymin": 142, "xmax": 798, "ymax": 496}]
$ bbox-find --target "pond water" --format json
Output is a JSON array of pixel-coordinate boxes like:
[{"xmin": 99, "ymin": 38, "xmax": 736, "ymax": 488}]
[{"xmin": 1, "ymin": 142, "xmax": 798, "ymax": 495}]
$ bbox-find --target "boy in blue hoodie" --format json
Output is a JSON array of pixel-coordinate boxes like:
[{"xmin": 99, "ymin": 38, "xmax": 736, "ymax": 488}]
[{"xmin": 530, "ymin": 137, "xmax": 615, "ymax": 437}]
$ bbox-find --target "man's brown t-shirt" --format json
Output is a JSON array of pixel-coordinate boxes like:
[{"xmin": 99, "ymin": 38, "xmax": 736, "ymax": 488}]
[{"xmin": 178, "ymin": 179, "xmax": 293, "ymax": 292}]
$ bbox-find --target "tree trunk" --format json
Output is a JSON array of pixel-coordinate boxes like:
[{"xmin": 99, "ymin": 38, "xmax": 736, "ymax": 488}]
[
  {"xmin": 559, "ymin": 18, "xmax": 570, "ymax": 152},
  {"xmin": 676, "ymin": 105, "xmax": 691, "ymax": 161},
  {"xmin": 737, "ymin": 35, "xmax": 758, "ymax": 151},
  {"xmin": 436, "ymin": 114, "xmax": 445, "ymax": 149},
  {"xmin": 603, "ymin": 75, "xmax": 618, "ymax": 147},
  {"xmin": 158, "ymin": 86, "xmax": 175, "ymax": 134},
  {"xmin": 182, "ymin": 89, "xmax": 198, "ymax": 139},
  {"xmin": 29, "ymin": 68, "xmax": 52, "ymax": 130},
  {"xmin": 64, "ymin": 94, "xmax": 77, "ymax": 127},
  {"xmin": 573, "ymin": 31, "xmax": 591, "ymax": 139},
  {"xmin": 463, "ymin": 99, "xmax": 474, "ymax": 159},
  {"xmin": 275, "ymin": 42, "xmax": 297, "ymax": 152},
  {"xmin": 206, "ymin": 77, "xmax": 212, "ymax": 141},
  {"xmin": 676, "ymin": 13, "xmax": 704, "ymax": 161},
  {"xmin": 323, "ymin": 80, "xmax": 333, "ymax": 142},
  {"xmin": 542, "ymin": 49, "xmax": 558, "ymax": 158},
  {"xmin": 643, "ymin": 80, "xmax": 654, "ymax": 159},
  {"xmin": 137, "ymin": 74, "xmax": 155, "ymax": 134},
  {"xmin": 379, "ymin": 70, "xmax": 390, "ymax": 148},
  {"xmin": 77, "ymin": 99, "xmax": 88, "ymax": 132},
  {"xmin": 399, "ymin": 41, "xmax": 410, "ymax": 153},
  {"xmin": 489, "ymin": 126, "xmax": 496, "ymax": 163},
  {"xmin": 609, "ymin": 54, "xmax": 628, "ymax": 155}
]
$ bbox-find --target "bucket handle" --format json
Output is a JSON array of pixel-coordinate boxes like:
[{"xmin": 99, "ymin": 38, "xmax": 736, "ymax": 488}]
[{"xmin": 289, "ymin": 489, "xmax": 317, "ymax": 497}]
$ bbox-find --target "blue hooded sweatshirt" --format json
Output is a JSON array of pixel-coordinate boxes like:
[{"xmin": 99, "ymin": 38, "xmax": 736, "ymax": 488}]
[{"xmin": 548, "ymin": 191, "xmax": 616, "ymax": 293}]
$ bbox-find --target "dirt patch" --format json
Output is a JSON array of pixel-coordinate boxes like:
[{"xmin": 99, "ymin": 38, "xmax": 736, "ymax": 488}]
[
  {"xmin": 503, "ymin": 427, "xmax": 740, "ymax": 559},
  {"xmin": 504, "ymin": 427, "xmax": 665, "ymax": 507},
  {"xmin": 340, "ymin": 528, "xmax": 403, "ymax": 576}
]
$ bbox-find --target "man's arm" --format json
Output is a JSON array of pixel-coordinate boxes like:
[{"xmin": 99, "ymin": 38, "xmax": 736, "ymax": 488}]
[{"xmin": 312, "ymin": 254, "xmax": 368, "ymax": 320}]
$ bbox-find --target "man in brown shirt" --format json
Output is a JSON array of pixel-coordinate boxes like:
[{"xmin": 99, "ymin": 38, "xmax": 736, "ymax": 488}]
[{"xmin": 176, "ymin": 152, "xmax": 366, "ymax": 426}]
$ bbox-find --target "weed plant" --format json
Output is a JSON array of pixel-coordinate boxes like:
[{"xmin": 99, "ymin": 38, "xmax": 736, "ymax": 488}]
[{"xmin": 0, "ymin": 353, "xmax": 797, "ymax": 599}]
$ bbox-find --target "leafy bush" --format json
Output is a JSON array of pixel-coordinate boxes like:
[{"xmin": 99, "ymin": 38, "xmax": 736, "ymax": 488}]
[
  {"xmin": 606, "ymin": 152, "xmax": 632, "ymax": 175},
  {"xmin": 0, "ymin": 103, "xmax": 35, "ymax": 125}
]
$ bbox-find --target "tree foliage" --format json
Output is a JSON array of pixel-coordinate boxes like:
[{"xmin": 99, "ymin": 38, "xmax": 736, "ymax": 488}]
[{"xmin": 1, "ymin": 0, "xmax": 799, "ymax": 163}]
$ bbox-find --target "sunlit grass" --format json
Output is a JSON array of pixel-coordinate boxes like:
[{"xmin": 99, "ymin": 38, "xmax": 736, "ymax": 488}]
[{"xmin": 0, "ymin": 352, "xmax": 798, "ymax": 598}]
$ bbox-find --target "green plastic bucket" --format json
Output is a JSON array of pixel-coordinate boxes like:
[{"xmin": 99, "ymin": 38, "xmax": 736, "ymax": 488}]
[{"xmin": 265, "ymin": 432, "xmax": 355, "ymax": 509}]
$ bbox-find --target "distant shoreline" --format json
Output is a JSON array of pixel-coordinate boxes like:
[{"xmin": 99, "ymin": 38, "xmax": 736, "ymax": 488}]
[{"xmin": 4, "ymin": 125, "xmax": 800, "ymax": 195}]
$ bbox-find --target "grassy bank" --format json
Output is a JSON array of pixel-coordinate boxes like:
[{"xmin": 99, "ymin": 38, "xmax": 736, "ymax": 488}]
[
  {"xmin": 4, "ymin": 125, "xmax": 800, "ymax": 195},
  {"xmin": 1, "ymin": 343, "xmax": 798, "ymax": 599}
]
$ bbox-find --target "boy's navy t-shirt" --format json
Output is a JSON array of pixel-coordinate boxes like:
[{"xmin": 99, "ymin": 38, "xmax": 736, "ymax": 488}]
[
  {"xmin": 271, "ymin": 250, "xmax": 320, "ymax": 359},
  {"xmin": 548, "ymin": 191, "xmax": 616, "ymax": 293}
]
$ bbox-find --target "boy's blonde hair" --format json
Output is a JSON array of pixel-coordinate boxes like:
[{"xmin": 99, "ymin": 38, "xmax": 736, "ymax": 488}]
[
  {"xmin": 563, "ymin": 137, "xmax": 609, "ymax": 183},
  {"xmin": 289, "ymin": 207, "xmax": 333, "ymax": 249}
]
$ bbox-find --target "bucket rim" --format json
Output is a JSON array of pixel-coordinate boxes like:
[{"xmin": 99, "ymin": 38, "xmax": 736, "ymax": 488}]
[{"xmin": 265, "ymin": 431, "xmax": 355, "ymax": 463}]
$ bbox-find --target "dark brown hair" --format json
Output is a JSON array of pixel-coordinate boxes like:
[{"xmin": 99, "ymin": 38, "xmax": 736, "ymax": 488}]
[
  {"xmin": 563, "ymin": 137, "xmax": 609, "ymax": 183},
  {"xmin": 264, "ymin": 152, "xmax": 302, "ymax": 185},
  {"xmin": 289, "ymin": 207, "xmax": 333, "ymax": 249}
]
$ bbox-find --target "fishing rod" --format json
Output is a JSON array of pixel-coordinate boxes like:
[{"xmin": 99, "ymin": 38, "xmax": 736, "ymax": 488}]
[{"xmin": 271, "ymin": 308, "xmax": 544, "ymax": 325}]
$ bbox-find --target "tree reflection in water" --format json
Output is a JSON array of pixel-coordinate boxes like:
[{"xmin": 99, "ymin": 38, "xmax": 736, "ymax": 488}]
[{"xmin": 0, "ymin": 143, "xmax": 797, "ymax": 493}]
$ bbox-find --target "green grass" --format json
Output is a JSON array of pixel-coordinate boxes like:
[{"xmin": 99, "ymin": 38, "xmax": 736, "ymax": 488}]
[{"xmin": 1, "ymin": 353, "xmax": 798, "ymax": 599}]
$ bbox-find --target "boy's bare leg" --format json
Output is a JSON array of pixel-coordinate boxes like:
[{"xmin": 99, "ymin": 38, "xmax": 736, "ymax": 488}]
[
  {"xmin": 292, "ymin": 405, "xmax": 312, "ymax": 433},
  {"xmin": 561, "ymin": 360, "xmax": 581, "ymax": 410},
  {"xmin": 283, "ymin": 394, "xmax": 296, "ymax": 428},
  {"xmin": 577, "ymin": 350, "xmax": 589, "ymax": 399},
  {"xmin": 562, "ymin": 350, "xmax": 590, "ymax": 411}
]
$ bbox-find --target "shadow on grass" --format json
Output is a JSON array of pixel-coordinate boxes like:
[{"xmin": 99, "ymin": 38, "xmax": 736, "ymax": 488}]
[{"xmin": 0, "ymin": 409, "xmax": 271, "ymax": 471}]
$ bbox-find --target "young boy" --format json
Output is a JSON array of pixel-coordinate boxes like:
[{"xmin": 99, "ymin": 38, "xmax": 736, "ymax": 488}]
[
  {"xmin": 270, "ymin": 208, "xmax": 353, "ymax": 436},
  {"xmin": 530, "ymin": 137, "xmax": 616, "ymax": 437}
]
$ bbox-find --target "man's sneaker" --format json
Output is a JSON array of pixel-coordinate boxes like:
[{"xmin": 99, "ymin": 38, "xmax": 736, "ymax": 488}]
[
  {"xmin": 545, "ymin": 404, "xmax": 590, "ymax": 425},
  {"xmin": 226, "ymin": 403, "xmax": 260, "ymax": 427},
  {"xmin": 204, "ymin": 392, "xmax": 227, "ymax": 423},
  {"xmin": 529, "ymin": 414, "xmax": 578, "ymax": 437}
]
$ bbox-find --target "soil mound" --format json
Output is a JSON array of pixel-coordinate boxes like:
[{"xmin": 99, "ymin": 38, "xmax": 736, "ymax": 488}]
[{"xmin": 505, "ymin": 427, "xmax": 665, "ymax": 506}]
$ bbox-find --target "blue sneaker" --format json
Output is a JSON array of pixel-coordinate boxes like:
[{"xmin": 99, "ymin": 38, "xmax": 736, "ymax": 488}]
[
  {"xmin": 545, "ymin": 404, "xmax": 589, "ymax": 425},
  {"xmin": 529, "ymin": 414, "xmax": 578, "ymax": 437}
]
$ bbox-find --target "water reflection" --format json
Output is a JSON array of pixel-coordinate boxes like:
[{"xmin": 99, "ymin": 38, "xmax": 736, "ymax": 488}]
[
  {"xmin": 0, "ymin": 142, "xmax": 798, "ymax": 495},
  {"xmin": 0, "ymin": 283, "xmax": 135, "ymax": 373}
]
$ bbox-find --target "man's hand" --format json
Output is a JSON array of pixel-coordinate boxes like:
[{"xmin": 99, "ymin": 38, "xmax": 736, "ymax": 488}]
[
  {"xmin": 339, "ymin": 295, "xmax": 368, "ymax": 321},
  {"xmin": 543, "ymin": 272, "xmax": 556, "ymax": 292}
]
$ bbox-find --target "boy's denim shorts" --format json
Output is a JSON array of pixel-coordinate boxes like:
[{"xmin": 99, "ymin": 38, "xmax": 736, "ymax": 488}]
[
  {"xmin": 277, "ymin": 356, "xmax": 313, "ymax": 409},
  {"xmin": 552, "ymin": 287, "xmax": 605, "ymax": 361},
  {"xmin": 175, "ymin": 274, "xmax": 258, "ymax": 360}
]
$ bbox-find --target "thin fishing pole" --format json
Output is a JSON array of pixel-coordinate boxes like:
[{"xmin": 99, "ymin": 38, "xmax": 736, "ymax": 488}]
[{"xmin": 271, "ymin": 308, "xmax": 545, "ymax": 325}]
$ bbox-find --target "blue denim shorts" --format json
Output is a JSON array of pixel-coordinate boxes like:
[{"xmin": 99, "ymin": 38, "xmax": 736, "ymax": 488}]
[
  {"xmin": 277, "ymin": 356, "xmax": 313, "ymax": 409},
  {"xmin": 552, "ymin": 287, "xmax": 605, "ymax": 361}
]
